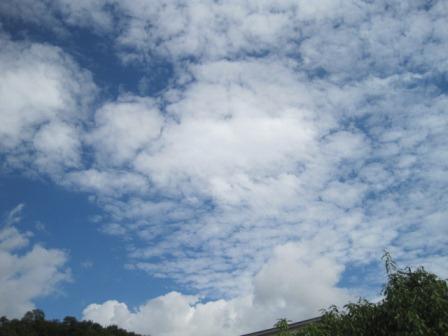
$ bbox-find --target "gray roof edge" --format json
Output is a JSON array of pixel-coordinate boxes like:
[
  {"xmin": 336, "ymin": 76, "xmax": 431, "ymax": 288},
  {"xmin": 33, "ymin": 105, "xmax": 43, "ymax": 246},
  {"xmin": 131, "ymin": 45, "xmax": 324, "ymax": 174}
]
[{"xmin": 240, "ymin": 316, "xmax": 322, "ymax": 336}]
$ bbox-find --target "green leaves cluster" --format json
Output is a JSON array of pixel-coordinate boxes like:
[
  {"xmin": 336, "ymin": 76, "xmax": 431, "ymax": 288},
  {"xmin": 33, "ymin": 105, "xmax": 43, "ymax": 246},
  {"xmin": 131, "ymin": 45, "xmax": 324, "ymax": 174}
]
[
  {"xmin": 0, "ymin": 310, "xmax": 143, "ymax": 336},
  {"xmin": 277, "ymin": 253, "xmax": 448, "ymax": 336}
]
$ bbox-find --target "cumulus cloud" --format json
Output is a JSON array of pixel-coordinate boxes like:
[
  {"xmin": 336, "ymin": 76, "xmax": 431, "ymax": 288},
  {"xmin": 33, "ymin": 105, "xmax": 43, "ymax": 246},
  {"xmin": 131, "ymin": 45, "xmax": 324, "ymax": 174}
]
[
  {"xmin": 0, "ymin": 205, "xmax": 70, "ymax": 318},
  {"xmin": 84, "ymin": 244, "xmax": 350, "ymax": 336}
]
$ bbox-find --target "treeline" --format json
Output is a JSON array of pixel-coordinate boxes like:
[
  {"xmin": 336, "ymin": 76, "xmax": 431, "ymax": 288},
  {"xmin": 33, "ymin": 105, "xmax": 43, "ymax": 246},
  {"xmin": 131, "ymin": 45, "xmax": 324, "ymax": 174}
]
[{"xmin": 0, "ymin": 310, "xmax": 143, "ymax": 336}]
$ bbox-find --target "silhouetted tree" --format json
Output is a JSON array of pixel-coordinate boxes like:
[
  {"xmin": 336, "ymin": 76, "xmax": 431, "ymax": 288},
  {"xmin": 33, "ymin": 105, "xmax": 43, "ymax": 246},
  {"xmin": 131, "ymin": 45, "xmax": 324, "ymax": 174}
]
[
  {"xmin": 21, "ymin": 309, "xmax": 45, "ymax": 322},
  {"xmin": 0, "ymin": 311, "xmax": 143, "ymax": 336}
]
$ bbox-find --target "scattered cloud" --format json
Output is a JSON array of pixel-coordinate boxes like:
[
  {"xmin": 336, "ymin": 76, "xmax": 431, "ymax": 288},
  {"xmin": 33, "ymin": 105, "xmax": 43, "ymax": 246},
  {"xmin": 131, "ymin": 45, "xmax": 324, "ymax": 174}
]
[
  {"xmin": 0, "ymin": 33, "xmax": 96, "ymax": 176},
  {"xmin": 0, "ymin": 0, "xmax": 447, "ymax": 334},
  {"xmin": 81, "ymin": 260, "xmax": 94, "ymax": 269},
  {"xmin": 84, "ymin": 243, "xmax": 350, "ymax": 336},
  {"xmin": 4, "ymin": 203, "xmax": 25, "ymax": 227},
  {"xmin": 86, "ymin": 95, "xmax": 164, "ymax": 167},
  {"xmin": 0, "ymin": 205, "xmax": 70, "ymax": 318}
]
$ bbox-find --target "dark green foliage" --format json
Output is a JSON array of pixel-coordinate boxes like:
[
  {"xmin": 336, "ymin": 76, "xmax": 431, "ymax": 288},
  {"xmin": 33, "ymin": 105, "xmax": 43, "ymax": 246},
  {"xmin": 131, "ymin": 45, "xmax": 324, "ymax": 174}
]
[
  {"xmin": 22, "ymin": 309, "xmax": 45, "ymax": 322},
  {"xmin": 0, "ymin": 312, "xmax": 143, "ymax": 336},
  {"xmin": 279, "ymin": 253, "xmax": 448, "ymax": 336},
  {"xmin": 275, "ymin": 319, "xmax": 293, "ymax": 336}
]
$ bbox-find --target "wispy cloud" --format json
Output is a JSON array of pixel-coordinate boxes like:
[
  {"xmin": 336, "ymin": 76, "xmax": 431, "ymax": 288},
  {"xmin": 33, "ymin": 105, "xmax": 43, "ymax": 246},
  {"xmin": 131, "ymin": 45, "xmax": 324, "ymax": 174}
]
[{"xmin": 4, "ymin": 203, "xmax": 25, "ymax": 227}]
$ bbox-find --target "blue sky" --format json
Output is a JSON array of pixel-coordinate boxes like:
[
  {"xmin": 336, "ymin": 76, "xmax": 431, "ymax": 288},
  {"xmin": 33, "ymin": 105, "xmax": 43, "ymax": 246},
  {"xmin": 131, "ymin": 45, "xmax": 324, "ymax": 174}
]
[{"xmin": 0, "ymin": 1, "xmax": 447, "ymax": 335}]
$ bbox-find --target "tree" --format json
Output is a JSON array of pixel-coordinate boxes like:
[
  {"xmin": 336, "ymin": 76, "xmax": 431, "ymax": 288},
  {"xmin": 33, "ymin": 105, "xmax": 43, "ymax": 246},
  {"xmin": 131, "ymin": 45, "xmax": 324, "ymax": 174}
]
[
  {"xmin": 0, "ymin": 311, "xmax": 143, "ymax": 336},
  {"xmin": 21, "ymin": 309, "xmax": 45, "ymax": 322},
  {"xmin": 275, "ymin": 318, "xmax": 293, "ymax": 336},
  {"xmin": 278, "ymin": 253, "xmax": 448, "ymax": 336}
]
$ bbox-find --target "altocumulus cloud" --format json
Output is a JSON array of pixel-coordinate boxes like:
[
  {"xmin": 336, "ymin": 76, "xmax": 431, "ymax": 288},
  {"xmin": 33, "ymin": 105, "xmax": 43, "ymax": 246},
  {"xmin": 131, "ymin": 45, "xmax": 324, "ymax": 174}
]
[{"xmin": 0, "ymin": 0, "xmax": 448, "ymax": 335}]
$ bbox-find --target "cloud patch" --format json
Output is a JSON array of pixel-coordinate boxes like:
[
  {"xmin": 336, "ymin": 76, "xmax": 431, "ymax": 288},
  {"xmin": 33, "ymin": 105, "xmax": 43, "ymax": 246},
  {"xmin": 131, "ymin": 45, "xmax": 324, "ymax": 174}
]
[
  {"xmin": 0, "ymin": 33, "xmax": 95, "ymax": 176},
  {"xmin": 84, "ymin": 244, "xmax": 350, "ymax": 336},
  {"xmin": 0, "ymin": 1, "xmax": 447, "ymax": 334},
  {"xmin": 0, "ymin": 205, "xmax": 70, "ymax": 318}
]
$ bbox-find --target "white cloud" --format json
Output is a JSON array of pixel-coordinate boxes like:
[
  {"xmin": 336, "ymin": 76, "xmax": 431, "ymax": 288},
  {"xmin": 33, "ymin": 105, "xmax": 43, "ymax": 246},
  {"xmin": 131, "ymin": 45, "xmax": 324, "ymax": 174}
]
[
  {"xmin": 110, "ymin": 0, "xmax": 376, "ymax": 64},
  {"xmin": 55, "ymin": 0, "xmax": 114, "ymax": 31},
  {"xmin": 1, "ymin": 1, "xmax": 448, "ymax": 334},
  {"xmin": 4, "ymin": 203, "xmax": 25, "ymax": 227},
  {"xmin": 134, "ymin": 59, "xmax": 320, "ymax": 196},
  {"xmin": 0, "ymin": 0, "xmax": 61, "ymax": 30},
  {"xmin": 74, "ymin": 41, "xmax": 446, "ymax": 311},
  {"xmin": 84, "ymin": 243, "xmax": 350, "ymax": 336},
  {"xmin": 93, "ymin": 60, "xmax": 379, "ymax": 297},
  {"xmin": 0, "ymin": 0, "xmax": 112, "ymax": 33},
  {"xmin": 0, "ymin": 33, "xmax": 95, "ymax": 175},
  {"xmin": 321, "ymin": 181, "xmax": 366, "ymax": 209},
  {"xmin": 87, "ymin": 95, "xmax": 163, "ymax": 167},
  {"xmin": 0, "ymin": 206, "xmax": 70, "ymax": 318},
  {"xmin": 65, "ymin": 169, "xmax": 149, "ymax": 196},
  {"xmin": 33, "ymin": 121, "xmax": 82, "ymax": 173}
]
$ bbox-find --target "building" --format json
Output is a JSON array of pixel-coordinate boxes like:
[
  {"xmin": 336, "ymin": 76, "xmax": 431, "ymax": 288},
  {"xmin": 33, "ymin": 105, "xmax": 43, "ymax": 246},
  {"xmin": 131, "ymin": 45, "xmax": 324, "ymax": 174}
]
[{"xmin": 241, "ymin": 317, "xmax": 321, "ymax": 336}]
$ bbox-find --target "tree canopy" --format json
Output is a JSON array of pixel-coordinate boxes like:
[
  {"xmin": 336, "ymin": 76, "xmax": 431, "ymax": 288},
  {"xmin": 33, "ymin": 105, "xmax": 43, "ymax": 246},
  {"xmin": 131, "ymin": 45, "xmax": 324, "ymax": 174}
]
[
  {"xmin": 0, "ymin": 310, "xmax": 142, "ymax": 336},
  {"xmin": 276, "ymin": 253, "xmax": 448, "ymax": 336}
]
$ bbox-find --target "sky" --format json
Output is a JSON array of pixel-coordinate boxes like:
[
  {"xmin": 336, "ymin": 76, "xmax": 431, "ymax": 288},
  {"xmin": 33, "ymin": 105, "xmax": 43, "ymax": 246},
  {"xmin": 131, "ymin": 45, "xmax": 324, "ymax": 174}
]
[{"xmin": 0, "ymin": 1, "xmax": 447, "ymax": 335}]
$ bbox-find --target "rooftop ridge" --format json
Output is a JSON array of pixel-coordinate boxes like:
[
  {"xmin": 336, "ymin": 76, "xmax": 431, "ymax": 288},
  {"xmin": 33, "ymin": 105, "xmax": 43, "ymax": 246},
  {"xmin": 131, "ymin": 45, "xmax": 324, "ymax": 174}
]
[{"xmin": 240, "ymin": 316, "xmax": 322, "ymax": 336}]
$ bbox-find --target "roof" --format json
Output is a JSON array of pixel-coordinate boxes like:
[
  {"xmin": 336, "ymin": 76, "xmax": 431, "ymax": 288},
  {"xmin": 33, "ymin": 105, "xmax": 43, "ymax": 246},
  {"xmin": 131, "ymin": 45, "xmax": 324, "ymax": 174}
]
[{"xmin": 240, "ymin": 317, "xmax": 322, "ymax": 336}]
